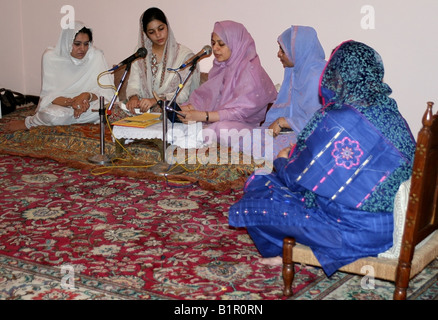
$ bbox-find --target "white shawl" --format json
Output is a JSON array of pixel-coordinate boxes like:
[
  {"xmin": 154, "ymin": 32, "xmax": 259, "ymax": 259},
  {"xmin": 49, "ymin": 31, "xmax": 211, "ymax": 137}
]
[{"xmin": 37, "ymin": 21, "xmax": 114, "ymax": 112}]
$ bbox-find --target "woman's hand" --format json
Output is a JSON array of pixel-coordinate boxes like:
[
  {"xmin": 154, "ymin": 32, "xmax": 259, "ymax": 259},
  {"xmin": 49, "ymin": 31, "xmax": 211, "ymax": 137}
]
[
  {"xmin": 178, "ymin": 110, "xmax": 206, "ymax": 124},
  {"xmin": 138, "ymin": 98, "xmax": 157, "ymax": 113},
  {"xmin": 126, "ymin": 96, "xmax": 158, "ymax": 114},
  {"xmin": 268, "ymin": 117, "xmax": 289, "ymax": 138},
  {"xmin": 126, "ymin": 96, "xmax": 140, "ymax": 113},
  {"xmin": 53, "ymin": 96, "xmax": 73, "ymax": 107},
  {"xmin": 71, "ymin": 93, "xmax": 91, "ymax": 118},
  {"xmin": 277, "ymin": 146, "xmax": 292, "ymax": 159}
]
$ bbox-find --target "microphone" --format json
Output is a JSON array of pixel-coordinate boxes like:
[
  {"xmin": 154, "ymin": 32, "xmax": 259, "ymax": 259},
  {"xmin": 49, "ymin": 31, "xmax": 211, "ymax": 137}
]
[
  {"xmin": 108, "ymin": 47, "xmax": 147, "ymax": 72},
  {"xmin": 178, "ymin": 45, "xmax": 212, "ymax": 69}
]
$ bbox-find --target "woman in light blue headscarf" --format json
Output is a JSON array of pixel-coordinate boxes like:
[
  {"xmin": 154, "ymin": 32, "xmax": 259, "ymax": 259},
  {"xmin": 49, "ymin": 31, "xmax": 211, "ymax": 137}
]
[
  {"xmin": 239, "ymin": 26, "xmax": 326, "ymax": 161},
  {"xmin": 266, "ymin": 26, "xmax": 326, "ymax": 134}
]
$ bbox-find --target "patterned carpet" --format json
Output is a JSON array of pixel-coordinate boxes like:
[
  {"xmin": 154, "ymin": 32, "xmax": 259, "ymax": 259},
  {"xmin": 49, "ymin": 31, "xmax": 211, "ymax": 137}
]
[{"xmin": 0, "ymin": 154, "xmax": 437, "ymax": 301}]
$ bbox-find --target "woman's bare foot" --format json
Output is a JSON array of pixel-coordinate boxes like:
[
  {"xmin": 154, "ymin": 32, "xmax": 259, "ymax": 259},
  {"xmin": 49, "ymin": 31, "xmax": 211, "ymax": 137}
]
[
  {"xmin": 259, "ymin": 256, "xmax": 283, "ymax": 266},
  {"xmin": 2, "ymin": 120, "xmax": 28, "ymax": 133}
]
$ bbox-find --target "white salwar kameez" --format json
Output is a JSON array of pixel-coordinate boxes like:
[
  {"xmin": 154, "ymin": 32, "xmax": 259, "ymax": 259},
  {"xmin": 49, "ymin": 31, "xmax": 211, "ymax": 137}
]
[
  {"xmin": 25, "ymin": 21, "xmax": 114, "ymax": 129},
  {"xmin": 125, "ymin": 13, "xmax": 200, "ymax": 105}
]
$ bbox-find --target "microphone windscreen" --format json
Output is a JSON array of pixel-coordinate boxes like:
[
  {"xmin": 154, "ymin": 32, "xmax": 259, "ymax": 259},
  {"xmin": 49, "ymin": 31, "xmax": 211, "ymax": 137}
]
[
  {"xmin": 203, "ymin": 45, "xmax": 212, "ymax": 56},
  {"xmin": 137, "ymin": 47, "xmax": 147, "ymax": 58}
]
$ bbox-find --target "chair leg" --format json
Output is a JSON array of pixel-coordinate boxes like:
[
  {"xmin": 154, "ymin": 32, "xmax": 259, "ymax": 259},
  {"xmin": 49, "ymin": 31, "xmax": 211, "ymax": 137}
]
[
  {"xmin": 394, "ymin": 261, "xmax": 410, "ymax": 300},
  {"xmin": 283, "ymin": 237, "xmax": 296, "ymax": 297}
]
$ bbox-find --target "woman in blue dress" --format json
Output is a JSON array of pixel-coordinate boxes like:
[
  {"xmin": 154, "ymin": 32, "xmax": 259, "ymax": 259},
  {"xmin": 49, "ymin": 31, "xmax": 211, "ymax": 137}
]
[{"xmin": 228, "ymin": 41, "xmax": 416, "ymax": 276}]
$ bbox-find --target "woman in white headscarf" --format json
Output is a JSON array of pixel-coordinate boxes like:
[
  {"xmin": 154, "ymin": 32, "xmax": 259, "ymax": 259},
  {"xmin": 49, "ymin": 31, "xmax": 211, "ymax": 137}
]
[
  {"xmin": 5, "ymin": 21, "xmax": 114, "ymax": 132},
  {"xmin": 125, "ymin": 7, "xmax": 200, "ymax": 114}
]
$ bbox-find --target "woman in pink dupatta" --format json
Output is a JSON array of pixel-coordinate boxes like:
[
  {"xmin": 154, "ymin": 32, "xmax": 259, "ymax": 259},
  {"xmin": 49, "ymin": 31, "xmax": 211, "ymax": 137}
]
[{"xmin": 179, "ymin": 20, "xmax": 277, "ymax": 146}]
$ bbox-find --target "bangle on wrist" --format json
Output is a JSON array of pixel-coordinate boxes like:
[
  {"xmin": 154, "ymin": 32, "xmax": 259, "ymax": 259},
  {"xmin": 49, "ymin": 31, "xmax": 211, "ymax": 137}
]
[
  {"xmin": 88, "ymin": 92, "xmax": 93, "ymax": 102},
  {"xmin": 205, "ymin": 111, "xmax": 209, "ymax": 122}
]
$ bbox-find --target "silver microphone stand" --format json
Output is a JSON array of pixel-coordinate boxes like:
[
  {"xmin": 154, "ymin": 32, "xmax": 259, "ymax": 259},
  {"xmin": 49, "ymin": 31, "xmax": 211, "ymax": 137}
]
[
  {"xmin": 88, "ymin": 63, "xmax": 132, "ymax": 165},
  {"xmin": 88, "ymin": 96, "xmax": 112, "ymax": 165},
  {"xmin": 149, "ymin": 61, "xmax": 198, "ymax": 176}
]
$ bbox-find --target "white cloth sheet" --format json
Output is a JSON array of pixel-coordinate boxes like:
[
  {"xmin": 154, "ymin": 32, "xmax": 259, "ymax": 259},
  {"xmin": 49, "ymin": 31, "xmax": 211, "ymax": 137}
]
[{"xmin": 112, "ymin": 120, "xmax": 205, "ymax": 149}]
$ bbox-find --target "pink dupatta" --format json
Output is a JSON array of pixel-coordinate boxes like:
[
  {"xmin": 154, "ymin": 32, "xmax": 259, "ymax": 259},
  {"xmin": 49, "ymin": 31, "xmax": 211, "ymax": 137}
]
[{"xmin": 187, "ymin": 21, "xmax": 276, "ymax": 126}]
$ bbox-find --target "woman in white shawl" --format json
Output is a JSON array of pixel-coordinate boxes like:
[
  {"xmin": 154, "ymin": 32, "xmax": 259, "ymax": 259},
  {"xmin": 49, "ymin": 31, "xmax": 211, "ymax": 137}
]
[
  {"xmin": 5, "ymin": 21, "xmax": 114, "ymax": 132},
  {"xmin": 126, "ymin": 7, "xmax": 200, "ymax": 113}
]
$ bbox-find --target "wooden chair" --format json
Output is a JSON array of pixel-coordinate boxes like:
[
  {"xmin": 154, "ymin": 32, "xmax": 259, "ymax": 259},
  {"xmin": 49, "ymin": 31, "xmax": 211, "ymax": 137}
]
[{"xmin": 282, "ymin": 101, "xmax": 438, "ymax": 300}]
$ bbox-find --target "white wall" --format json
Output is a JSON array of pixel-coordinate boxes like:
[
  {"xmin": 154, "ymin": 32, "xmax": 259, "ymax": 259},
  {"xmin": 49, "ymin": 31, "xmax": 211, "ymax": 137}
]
[
  {"xmin": 1, "ymin": 0, "xmax": 437, "ymax": 136},
  {"xmin": 1, "ymin": 1, "xmax": 25, "ymax": 92}
]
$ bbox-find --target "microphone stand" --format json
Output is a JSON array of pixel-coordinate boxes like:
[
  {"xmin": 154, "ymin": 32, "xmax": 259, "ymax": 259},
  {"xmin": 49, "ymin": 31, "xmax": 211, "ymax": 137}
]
[
  {"xmin": 88, "ymin": 96, "xmax": 112, "ymax": 165},
  {"xmin": 107, "ymin": 62, "xmax": 131, "ymax": 115},
  {"xmin": 88, "ymin": 62, "xmax": 131, "ymax": 165},
  {"xmin": 149, "ymin": 62, "xmax": 198, "ymax": 176}
]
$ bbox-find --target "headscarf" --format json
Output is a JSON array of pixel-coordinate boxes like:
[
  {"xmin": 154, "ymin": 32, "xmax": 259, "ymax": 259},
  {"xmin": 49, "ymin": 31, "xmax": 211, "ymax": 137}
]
[
  {"xmin": 320, "ymin": 40, "xmax": 393, "ymax": 109},
  {"xmin": 316, "ymin": 40, "xmax": 416, "ymax": 155},
  {"xmin": 37, "ymin": 21, "xmax": 114, "ymax": 111},
  {"xmin": 292, "ymin": 40, "xmax": 416, "ymax": 212},
  {"xmin": 264, "ymin": 26, "xmax": 326, "ymax": 133},
  {"xmin": 134, "ymin": 11, "xmax": 200, "ymax": 102},
  {"xmin": 187, "ymin": 20, "xmax": 277, "ymax": 125}
]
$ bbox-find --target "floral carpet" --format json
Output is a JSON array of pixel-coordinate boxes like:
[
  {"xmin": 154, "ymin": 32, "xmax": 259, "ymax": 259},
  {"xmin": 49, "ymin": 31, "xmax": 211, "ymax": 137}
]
[{"xmin": 0, "ymin": 154, "xmax": 437, "ymax": 301}]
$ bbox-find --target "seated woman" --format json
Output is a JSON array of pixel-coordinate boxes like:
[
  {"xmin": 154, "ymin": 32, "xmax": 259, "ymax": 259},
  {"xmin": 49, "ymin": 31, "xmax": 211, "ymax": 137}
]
[
  {"xmin": 4, "ymin": 21, "xmax": 114, "ymax": 132},
  {"xmin": 178, "ymin": 20, "xmax": 277, "ymax": 147},
  {"xmin": 245, "ymin": 26, "xmax": 326, "ymax": 161},
  {"xmin": 125, "ymin": 7, "xmax": 200, "ymax": 114},
  {"xmin": 228, "ymin": 41, "xmax": 417, "ymax": 276}
]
